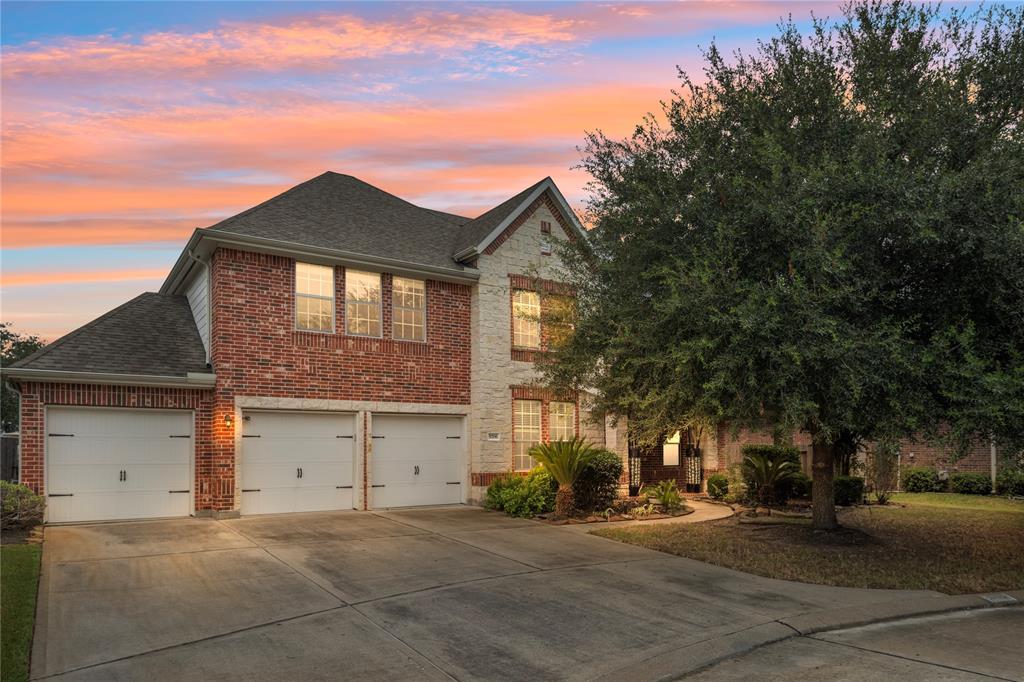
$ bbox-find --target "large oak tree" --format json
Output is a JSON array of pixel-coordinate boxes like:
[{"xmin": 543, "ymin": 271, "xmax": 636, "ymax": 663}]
[{"xmin": 545, "ymin": 1, "xmax": 1024, "ymax": 529}]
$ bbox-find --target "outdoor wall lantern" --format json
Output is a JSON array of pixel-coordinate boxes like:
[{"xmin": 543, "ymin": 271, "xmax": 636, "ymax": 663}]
[{"xmin": 223, "ymin": 413, "xmax": 234, "ymax": 428}]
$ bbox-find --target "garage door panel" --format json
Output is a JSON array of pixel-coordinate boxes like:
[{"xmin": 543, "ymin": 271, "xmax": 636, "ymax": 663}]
[
  {"xmin": 241, "ymin": 412, "xmax": 355, "ymax": 515},
  {"xmin": 371, "ymin": 415, "xmax": 463, "ymax": 509},
  {"xmin": 46, "ymin": 408, "xmax": 192, "ymax": 523}
]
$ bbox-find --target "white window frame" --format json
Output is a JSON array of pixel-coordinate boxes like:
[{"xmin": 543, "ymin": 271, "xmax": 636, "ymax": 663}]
[
  {"xmin": 663, "ymin": 431, "xmax": 681, "ymax": 466},
  {"xmin": 392, "ymin": 277, "xmax": 426, "ymax": 342},
  {"xmin": 513, "ymin": 399, "xmax": 541, "ymax": 471},
  {"xmin": 295, "ymin": 262, "xmax": 335, "ymax": 332},
  {"xmin": 549, "ymin": 401, "xmax": 576, "ymax": 441},
  {"xmin": 345, "ymin": 270, "xmax": 382, "ymax": 338},
  {"xmin": 512, "ymin": 289, "xmax": 541, "ymax": 349}
]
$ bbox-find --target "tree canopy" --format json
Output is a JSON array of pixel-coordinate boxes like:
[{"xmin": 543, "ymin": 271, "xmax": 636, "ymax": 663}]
[
  {"xmin": 1, "ymin": 323, "xmax": 45, "ymax": 432},
  {"xmin": 545, "ymin": 0, "xmax": 1024, "ymax": 528}
]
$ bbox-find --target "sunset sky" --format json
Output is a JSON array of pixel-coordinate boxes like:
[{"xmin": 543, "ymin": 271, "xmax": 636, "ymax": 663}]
[{"xmin": 3, "ymin": 1, "xmax": 854, "ymax": 340}]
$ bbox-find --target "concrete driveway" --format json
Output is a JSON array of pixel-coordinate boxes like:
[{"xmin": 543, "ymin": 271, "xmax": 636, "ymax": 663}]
[{"xmin": 33, "ymin": 506, "xmax": 943, "ymax": 681}]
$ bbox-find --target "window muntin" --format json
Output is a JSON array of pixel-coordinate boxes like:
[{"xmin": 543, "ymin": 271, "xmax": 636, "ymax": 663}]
[
  {"xmin": 392, "ymin": 277, "xmax": 426, "ymax": 342},
  {"xmin": 295, "ymin": 262, "xmax": 334, "ymax": 332},
  {"xmin": 549, "ymin": 401, "xmax": 576, "ymax": 441},
  {"xmin": 512, "ymin": 289, "xmax": 541, "ymax": 349},
  {"xmin": 345, "ymin": 270, "xmax": 382, "ymax": 337},
  {"xmin": 513, "ymin": 399, "xmax": 541, "ymax": 471}
]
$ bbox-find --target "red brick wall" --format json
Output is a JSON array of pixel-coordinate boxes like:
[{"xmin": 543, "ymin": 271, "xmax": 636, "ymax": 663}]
[
  {"xmin": 210, "ymin": 248, "xmax": 472, "ymax": 510},
  {"xmin": 15, "ymin": 383, "xmax": 215, "ymax": 505}
]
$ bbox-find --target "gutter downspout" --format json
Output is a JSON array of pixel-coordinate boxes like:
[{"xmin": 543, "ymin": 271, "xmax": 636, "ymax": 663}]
[{"xmin": 990, "ymin": 436, "xmax": 998, "ymax": 494}]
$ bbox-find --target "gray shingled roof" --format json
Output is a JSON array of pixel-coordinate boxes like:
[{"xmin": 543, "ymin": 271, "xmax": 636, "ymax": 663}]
[
  {"xmin": 10, "ymin": 293, "xmax": 208, "ymax": 377},
  {"xmin": 452, "ymin": 178, "xmax": 548, "ymax": 254},
  {"xmin": 205, "ymin": 172, "xmax": 476, "ymax": 271}
]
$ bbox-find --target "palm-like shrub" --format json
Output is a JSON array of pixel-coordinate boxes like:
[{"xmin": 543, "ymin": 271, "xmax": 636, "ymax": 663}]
[
  {"xmin": 529, "ymin": 438, "xmax": 600, "ymax": 517},
  {"xmin": 742, "ymin": 451, "xmax": 798, "ymax": 508}
]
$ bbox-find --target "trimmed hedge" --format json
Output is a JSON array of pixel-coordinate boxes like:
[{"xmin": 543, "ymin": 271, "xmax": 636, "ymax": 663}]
[
  {"xmin": 902, "ymin": 467, "xmax": 944, "ymax": 493},
  {"xmin": 833, "ymin": 476, "xmax": 865, "ymax": 505},
  {"xmin": 484, "ymin": 469, "xmax": 556, "ymax": 518},
  {"xmin": 995, "ymin": 469, "xmax": 1024, "ymax": 497},
  {"xmin": 572, "ymin": 448, "xmax": 624, "ymax": 513},
  {"xmin": 950, "ymin": 472, "xmax": 991, "ymax": 495},
  {"xmin": 0, "ymin": 482, "xmax": 45, "ymax": 530},
  {"xmin": 707, "ymin": 473, "xmax": 729, "ymax": 500}
]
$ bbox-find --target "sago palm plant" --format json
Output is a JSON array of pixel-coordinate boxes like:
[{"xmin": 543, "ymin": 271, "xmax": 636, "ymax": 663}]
[
  {"xmin": 529, "ymin": 438, "xmax": 599, "ymax": 517},
  {"xmin": 742, "ymin": 451, "xmax": 798, "ymax": 510}
]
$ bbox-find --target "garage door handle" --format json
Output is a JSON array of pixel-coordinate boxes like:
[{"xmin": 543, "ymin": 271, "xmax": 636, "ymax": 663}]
[
  {"xmin": 48, "ymin": 433, "xmax": 74, "ymax": 437},
  {"xmin": 168, "ymin": 490, "xmax": 190, "ymax": 494},
  {"xmin": 336, "ymin": 485, "xmax": 353, "ymax": 489},
  {"xmin": 446, "ymin": 482, "xmax": 461, "ymax": 485},
  {"xmin": 48, "ymin": 493, "xmax": 73, "ymax": 497},
  {"xmin": 297, "ymin": 467, "xmax": 303, "ymax": 478},
  {"xmin": 119, "ymin": 470, "xmax": 126, "ymax": 482},
  {"xmin": 242, "ymin": 489, "xmax": 260, "ymax": 492},
  {"xmin": 371, "ymin": 484, "xmax": 385, "ymax": 488}
]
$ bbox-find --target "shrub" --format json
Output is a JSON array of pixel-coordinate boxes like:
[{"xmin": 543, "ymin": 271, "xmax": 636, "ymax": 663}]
[
  {"xmin": 902, "ymin": 467, "xmax": 944, "ymax": 493},
  {"xmin": 833, "ymin": 476, "xmax": 865, "ymax": 506},
  {"xmin": 485, "ymin": 469, "xmax": 556, "ymax": 518},
  {"xmin": 572, "ymin": 448, "xmax": 624, "ymax": 513},
  {"xmin": 995, "ymin": 469, "xmax": 1024, "ymax": 497},
  {"xmin": 865, "ymin": 439, "xmax": 900, "ymax": 504},
  {"xmin": 723, "ymin": 463, "xmax": 749, "ymax": 503},
  {"xmin": 641, "ymin": 479, "xmax": 684, "ymax": 513},
  {"xmin": 949, "ymin": 472, "xmax": 991, "ymax": 495},
  {"xmin": 530, "ymin": 438, "xmax": 600, "ymax": 516},
  {"xmin": 707, "ymin": 473, "xmax": 729, "ymax": 499},
  {"xmin": 789, "ymin": 472, "xmax": 812, "ymax": 499},
  {"xmin": 742, "ymin": 450, "xmax": 798, "ymax": 507},
  {"xmin": 741, "ymin": 444, "xmax": 802, "ymax": 504},
  {"xmin": 0, "ymin": 481, "xmax": 44, "ymax": 530}
]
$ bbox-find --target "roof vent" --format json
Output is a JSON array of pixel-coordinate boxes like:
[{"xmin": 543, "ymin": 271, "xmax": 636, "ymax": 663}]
[
  {"xmin": 540, "ymin": 242, "xmax": 552, "ymax": 256},
  {"xmin": 540, "ymin": 220, "xmax": 552, "ymax": 234}
]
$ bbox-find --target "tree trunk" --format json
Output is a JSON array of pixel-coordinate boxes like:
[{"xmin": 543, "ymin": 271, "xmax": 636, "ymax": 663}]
[
  {"xmin": 555, "ymin": 486, "xmax": 574, "ymax": 518},
  {"xmin": 811, "ymin": 441, "xmax": 838, "ymax": 530}
]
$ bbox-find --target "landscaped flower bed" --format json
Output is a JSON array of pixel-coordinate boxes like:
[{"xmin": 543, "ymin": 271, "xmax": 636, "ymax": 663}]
[{"xmin": 536, "ymin": 496, "xmax": 694, "ymax": 524}]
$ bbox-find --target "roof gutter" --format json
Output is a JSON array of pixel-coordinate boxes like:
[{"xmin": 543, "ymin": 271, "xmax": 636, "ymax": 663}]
[
  {"xmin": 161, "ymin": 229, "xmax": 480, "ymax": 294},
  {"xmin": 1, "ymin": 367, "xmax": 217, "ymax": 389}
]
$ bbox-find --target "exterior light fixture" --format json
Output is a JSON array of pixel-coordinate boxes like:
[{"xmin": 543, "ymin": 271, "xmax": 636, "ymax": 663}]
[{"xmin": 224, "ymin": 413, "xmax": 234, "ymax": 428}]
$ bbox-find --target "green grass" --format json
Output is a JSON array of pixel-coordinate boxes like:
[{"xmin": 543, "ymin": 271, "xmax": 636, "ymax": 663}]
[
  {"xmin": 1, "ymin": 544, "xmax": 42, "ymax": 682},
  {"xmin": 593, "ymin": 498, "xmax": 1024, "ymax": 594},
  {"xmin": 890, "ymin": 492, "xmax": 1024, "ymax": 512}
]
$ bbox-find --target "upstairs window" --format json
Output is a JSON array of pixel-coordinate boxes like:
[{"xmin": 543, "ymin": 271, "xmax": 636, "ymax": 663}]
[
  {"xmin": 549, "ymin": 401, "xmax": 576, "ymax": 441},
  {"xmin": 346, "ymin": 270, "xmax": 381, "ymax": 337},
  {"xmin": 295, "ymin": 262, "xmax": 334, "ymax": 332},
  {"xmin": 512, "ymin": 289, "xmax": 541, "ymax": 349},
  {"xmin": 513, "ymin": 399, "xmax": 541, "ymax": 471},
  {"xmin": 393, "ymin": 277, "xmax": 426, "ymax": 341}
]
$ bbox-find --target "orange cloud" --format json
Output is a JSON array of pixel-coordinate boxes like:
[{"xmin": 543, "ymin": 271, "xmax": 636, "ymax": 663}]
[
  {"xmin": 2, "ymin": 268, "xmax": 166, "ymax": 288},
  {"xmin": 2, "ymin": 9, "xmax": 579, "ymax": 80},
  {"xmin": 0, "ymin": 218, "xmax": 199, "ymax": 248}
]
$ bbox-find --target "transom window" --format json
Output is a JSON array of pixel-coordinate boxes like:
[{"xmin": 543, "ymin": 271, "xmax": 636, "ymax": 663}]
[
  {"xmin": 345, "ymin": 270, "xmax": 382, "ymax": 337},
  {"xmin": 549, "ymin": 402, "xmax": 576, "ymax": 441},
  {"xmin": 392, "ymin": 277, "xmax": 426, "ymax": 342},
  {"xmin": 295, "ymin": 262, "xmax": 334, "ymax": 332},
  {"xmin": 513, "ymin": 399, "xmax": 541, "ymax": 471},
  {"xmin": 512, "ymin": 289, "xmax": 541, "ymax": 349}
]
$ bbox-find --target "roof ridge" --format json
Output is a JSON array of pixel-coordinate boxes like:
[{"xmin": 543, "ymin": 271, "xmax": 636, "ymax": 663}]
[
  {"xmin": 9, "ymin": 292, "xmax": 155, "ymax": 369},
  {"xmin": 207, "ymin": 172, "xmax": 336, "ymax": 231}
]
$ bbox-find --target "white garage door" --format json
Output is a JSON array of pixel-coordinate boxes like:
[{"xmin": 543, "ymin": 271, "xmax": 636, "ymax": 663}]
[
  {"xmin": 46, "ymin": 408, "xmax": 192, "ymax": 524},
  {"xmin": 241, "ymin": 411, "xmax": 355, "ymax": 515},
  {"xmin": 371, "ymin": 415, "xmax": 463, "ymax": 508}
]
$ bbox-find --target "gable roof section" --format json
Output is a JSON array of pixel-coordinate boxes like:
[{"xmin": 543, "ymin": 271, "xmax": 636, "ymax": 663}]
[
  {"xmin": 451, "ymin": 177, "xmax": 587, "ymax": 262},
  {"xmin": 5, "ymin": 293, "xmax": 211, "ymax": 383},
  {"xmin": 204, "ymin": 172, "xmax": 473, "ymax": 272}
]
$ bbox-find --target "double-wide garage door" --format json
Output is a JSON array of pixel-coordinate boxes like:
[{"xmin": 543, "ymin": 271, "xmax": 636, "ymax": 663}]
[
  {"xmin": 46, "ymin": 408, "xmax": 192, "ymax": 524},
  {"xmin": 240, "ymin": 411, "xmax": 356, "ymax": 515}
]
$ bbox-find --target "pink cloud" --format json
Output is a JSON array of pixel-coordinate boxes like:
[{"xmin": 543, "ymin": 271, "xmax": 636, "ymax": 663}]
[{"xmin": 2, "ymin": 268, "xmax": 167, "ymax": 288}]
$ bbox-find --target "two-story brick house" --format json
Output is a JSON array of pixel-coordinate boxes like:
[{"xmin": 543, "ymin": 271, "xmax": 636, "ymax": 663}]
[{"xmin": 4, "ymin": 172, "xmax": 595, "ymax": 523}]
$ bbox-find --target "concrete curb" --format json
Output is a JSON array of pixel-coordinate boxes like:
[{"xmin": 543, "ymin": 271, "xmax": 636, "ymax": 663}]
[
  {"xmin": 780, "ymin": 591, "xmax": 1021, "ymax": 636},
  {"xmin": 595, "ymin": 592, "xmax": 1022, "ymax": 681},
  {"xmin": 592, "ymin": 622, "xmax": 796, "ymax": 682}
]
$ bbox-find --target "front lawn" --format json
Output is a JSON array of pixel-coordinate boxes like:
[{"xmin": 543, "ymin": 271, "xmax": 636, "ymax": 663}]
[
  {"xmin": 1, "ymin": 544, "xmax": 42, "ymax": 682},
  {"xmin": 592, "ymin": 493, "xmax": 1024, "ymax": 594}
]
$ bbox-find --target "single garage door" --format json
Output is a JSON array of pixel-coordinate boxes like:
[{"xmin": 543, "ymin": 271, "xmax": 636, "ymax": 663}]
[
  {"xmin": 241, "ymin": 411, "xmax": 355, "ymax": 515},
  {"xmin": 371, "ymin": 415, "xmax": 463, "ymax": 508},
  {"xmin": 46, "ymin": 408, "xmax": 192, "ymax": 523}
]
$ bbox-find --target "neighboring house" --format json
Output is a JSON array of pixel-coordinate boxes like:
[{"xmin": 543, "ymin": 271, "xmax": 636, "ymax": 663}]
[{"xmin": 2, "ymin": 172, "xmax": 603, "ymax": 523}]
